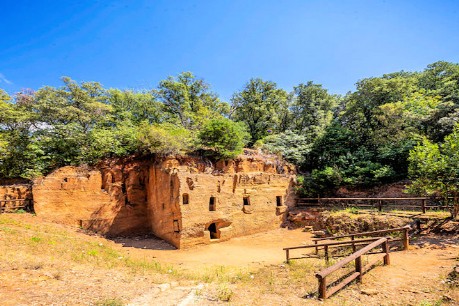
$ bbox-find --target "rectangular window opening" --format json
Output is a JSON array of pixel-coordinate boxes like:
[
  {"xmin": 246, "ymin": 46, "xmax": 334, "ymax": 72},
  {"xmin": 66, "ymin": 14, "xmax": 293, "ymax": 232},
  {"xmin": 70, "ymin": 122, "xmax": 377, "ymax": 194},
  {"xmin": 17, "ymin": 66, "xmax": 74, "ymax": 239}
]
[
  {"xmin": 183, "ymin": 193, "xmax": 189, "ymax": 205},
  {"xmin": 209, "ymin": 196, "xmax": 216, "ymax": 211},
  {"xmin": 173, "ymin": 220, "xmax": 180, "ymax": 233},
  {"xmin": 276, "ymin": 196, "xmax": 282, "ymax": 206},
  {"xmin": 243, "ymin": 196, "xmax": 250, "ymax": 206}
]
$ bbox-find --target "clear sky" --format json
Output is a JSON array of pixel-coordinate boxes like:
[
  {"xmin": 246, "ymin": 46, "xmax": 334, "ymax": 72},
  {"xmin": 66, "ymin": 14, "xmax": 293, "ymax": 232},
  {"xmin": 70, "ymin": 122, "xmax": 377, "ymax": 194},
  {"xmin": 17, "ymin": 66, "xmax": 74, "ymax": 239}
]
[{"xmin": 1, "ymin": 0, "xmax": 459, "ymax": 101}]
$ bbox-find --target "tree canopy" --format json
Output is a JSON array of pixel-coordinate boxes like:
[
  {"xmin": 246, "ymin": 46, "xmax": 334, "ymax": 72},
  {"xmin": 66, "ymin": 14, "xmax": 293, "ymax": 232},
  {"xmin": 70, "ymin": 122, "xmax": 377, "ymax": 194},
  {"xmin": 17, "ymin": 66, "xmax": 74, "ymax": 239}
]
[{"xmin": 2, "ymin": 61, "xmax": 459, "ymax": 203}]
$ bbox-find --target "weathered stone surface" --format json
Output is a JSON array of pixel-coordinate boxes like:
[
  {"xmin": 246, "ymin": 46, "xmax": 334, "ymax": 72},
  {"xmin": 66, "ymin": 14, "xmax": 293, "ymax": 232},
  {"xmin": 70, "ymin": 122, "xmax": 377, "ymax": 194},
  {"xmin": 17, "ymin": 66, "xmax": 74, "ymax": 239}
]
[
  {"xmin": 0, "ymin": 184, "xmax": 32, "ymax": 200},
  {"xmin": 31, "ymin": 153, "xmax": 296, "ymax": 249},
  {"xmin": 33, "ymin": 162, "xmax": 150, "ymax": 236},
  {"xmin": 312, "ymin": 230, "xmax": 326, "ymax": 238},
  {"xmin": 0, "ymin": 181, "xmax": 33, "ymax": 211}
]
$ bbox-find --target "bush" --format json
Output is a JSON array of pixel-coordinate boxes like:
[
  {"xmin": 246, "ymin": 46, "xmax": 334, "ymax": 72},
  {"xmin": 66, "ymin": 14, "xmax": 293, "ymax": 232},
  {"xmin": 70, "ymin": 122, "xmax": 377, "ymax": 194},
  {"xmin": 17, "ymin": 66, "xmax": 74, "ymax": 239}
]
[
  {"xmin": 137, "ymin": 122, "xmax": 193, "ymax": 155},
  {"xmin": 198, "ymin": 118, "xmax": 249, "ymax": 159},
  {"xmin": 261, "ymin": 130, "xmax": 312, "ymax": 165}
]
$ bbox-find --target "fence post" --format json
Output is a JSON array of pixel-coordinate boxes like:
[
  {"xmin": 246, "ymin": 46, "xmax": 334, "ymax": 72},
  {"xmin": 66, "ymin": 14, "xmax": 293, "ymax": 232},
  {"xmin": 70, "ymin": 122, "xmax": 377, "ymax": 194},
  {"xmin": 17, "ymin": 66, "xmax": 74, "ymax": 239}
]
[
  {"xmin": 314, "ymin": 240, "xmax": 318, "ymax": 255},
  {"xmin": 351, "ymin": 235, "xmax": 356, "ymax": 252},
  {"xmin": 422, "ymin": 199, "xmax": 426, "ymax": 214},
  {"xmin": 402, "ymin": 227, "xmax": 409, "ymax": 250},
  {"xmin": 378, "ymin": 200, "xmax": 382, "ymax": 212},
  {"xmin": 355, "ymin": 256, "xmax": 363, "ymax": 282},
  {"xmin": 286, "ymin": 249, "xmax": 290, "ymax": 263},
  {"xmin": 382, "ymin": 238, "xmax": 390, "ymax": 265},
  {"xmin": 317, "ymin": 276, "xmax": 327, "ymax": 299},
  {"xmin": 324, "ymin": 245, "xmax": 329, "ymax": 262}
]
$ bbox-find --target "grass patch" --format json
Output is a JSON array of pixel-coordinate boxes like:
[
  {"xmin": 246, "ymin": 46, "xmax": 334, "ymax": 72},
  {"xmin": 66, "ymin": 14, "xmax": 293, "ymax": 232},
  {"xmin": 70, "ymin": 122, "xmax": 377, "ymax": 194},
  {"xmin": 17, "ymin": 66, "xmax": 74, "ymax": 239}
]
[
  {"xmin": 95, "ymin": 298, "xmax": 125, "ymax": 306},
  {"xmin": 217, "ymin": 283, "xmax": 233, "ymax": 301},
  {"xmin": 0, "ymin": 214, "xmax": 172, "ymax": 276},
  {"xmin": 31, "ymin": 236, "xmax": 42, "ymax": 243}
]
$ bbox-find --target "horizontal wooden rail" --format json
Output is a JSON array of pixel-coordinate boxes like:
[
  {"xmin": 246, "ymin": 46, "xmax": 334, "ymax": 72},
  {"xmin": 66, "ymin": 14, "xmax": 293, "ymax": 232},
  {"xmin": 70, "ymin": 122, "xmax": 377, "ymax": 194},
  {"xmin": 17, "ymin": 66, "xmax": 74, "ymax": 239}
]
[
  {"xmin": 315, "ymin": 237, "xmax": 389, "ymax": 299},
  {"xmin": 312, "ymin": 226, "xmax": 410, "ymax": 254},
  {"xmin": 296, "ymin": 197, "xmax": 455, "ymax": 213},
  {"xmin": 283, "ymin": 226, "xmax": 409, "ymax": 262},
  {"xmin": 284, "ymin": 236, "xmax": 401, "ymax": 262},
  {"xmin": 312, "ymin": 226, "xmax": 410, "ymax": 241},
  {"xmin": 299, "ymin": 197, "xmax": 429, "ymax": 201}
]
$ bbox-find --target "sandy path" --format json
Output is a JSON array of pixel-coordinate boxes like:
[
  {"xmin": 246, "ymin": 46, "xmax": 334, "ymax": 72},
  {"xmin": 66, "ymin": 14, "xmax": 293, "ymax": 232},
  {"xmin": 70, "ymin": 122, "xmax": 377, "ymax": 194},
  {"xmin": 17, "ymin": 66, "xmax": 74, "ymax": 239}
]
[{"xmin": 114, "ymin": 228, "xmax": 311, "ymax": 269}]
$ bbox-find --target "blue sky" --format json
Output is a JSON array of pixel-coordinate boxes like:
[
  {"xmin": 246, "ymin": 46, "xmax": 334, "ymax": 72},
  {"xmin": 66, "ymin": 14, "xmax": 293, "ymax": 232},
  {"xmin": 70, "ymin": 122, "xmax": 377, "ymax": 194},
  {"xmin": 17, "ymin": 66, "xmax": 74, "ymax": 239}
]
[{"xmin": 1, "ymin": 0, "xmax": 459, "ymax": 101}]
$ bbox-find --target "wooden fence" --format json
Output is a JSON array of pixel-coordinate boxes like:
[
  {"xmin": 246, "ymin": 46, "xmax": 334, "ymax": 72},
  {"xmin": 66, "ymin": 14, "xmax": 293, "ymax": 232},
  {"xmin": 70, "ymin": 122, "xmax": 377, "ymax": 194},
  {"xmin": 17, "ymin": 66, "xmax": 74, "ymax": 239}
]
[
  {"xmin": 315, "ymin": 237, "xmax": 390, "ymax": 299},
  {"xmin": 283, "ymin": 226, "xmax": 411, "ymax": 299},
  {"xmin": 312, "ymin": 226, "xmax": 410, "ymax": 254},
  {"xmin": 296, "ymin": 197, "xmax": 451, "ymax": 213},
  {"xmin": 0, "ymin": 199, "xmax": 32, "ymax": 213},
  {"xmin": 283, "ymin": 226, "xmax": 409, "ymax": 262}
]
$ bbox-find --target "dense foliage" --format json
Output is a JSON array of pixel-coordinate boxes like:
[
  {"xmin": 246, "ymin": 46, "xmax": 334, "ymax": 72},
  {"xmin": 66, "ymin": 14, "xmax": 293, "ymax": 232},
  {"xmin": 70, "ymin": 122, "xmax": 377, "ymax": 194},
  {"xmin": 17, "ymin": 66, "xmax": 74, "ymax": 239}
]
[
  {"xmin": 0, "ymin": 73, "xmax": 238, "ymax": 178},
  {"xmin": 407, "ymin": 128, "xmax": 459, "ymax": 218},
  {"xmin": 2, "ymin": 62, "xmax": 459, "ymax": 201}
]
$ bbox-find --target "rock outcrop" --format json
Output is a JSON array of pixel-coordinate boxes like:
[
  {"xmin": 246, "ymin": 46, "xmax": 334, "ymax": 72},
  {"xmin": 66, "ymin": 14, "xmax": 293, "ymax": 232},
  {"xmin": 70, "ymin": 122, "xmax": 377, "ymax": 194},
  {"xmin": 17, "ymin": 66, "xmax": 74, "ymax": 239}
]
[
  {"xmin": 33, "ymin": 161, "xmax": 150, "ymax": 236},
  {"xmin": 32, "ymin": 152, "xmax": 296, "ymax": 248},
  {"xmin": 0, "ymin": 179, "xmax": 33, "ymax": 211}
]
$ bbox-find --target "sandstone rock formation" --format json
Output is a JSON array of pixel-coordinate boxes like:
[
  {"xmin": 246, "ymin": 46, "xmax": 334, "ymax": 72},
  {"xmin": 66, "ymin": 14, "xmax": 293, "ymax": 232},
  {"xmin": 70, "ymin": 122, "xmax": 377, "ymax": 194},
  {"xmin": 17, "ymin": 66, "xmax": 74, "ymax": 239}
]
[
  {"xmin": 0, "ymin": 179, "xmax": 32, "ymax": 211},
  {"xmin": 32, "ymin": 152, "xmax": 296, "ymax": 248}
]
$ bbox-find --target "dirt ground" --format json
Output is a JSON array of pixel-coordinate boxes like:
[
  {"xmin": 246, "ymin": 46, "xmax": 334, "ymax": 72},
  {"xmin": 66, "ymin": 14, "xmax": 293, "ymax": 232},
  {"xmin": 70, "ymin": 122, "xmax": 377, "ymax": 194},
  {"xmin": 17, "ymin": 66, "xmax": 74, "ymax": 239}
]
[
  {"xmin": 115, "ymin": 229, "xmax": 459, "ymax": 306},
  {"xmin": 112, "ymin": 228, "xmax": 310, "ymax": 269},
  {"xmin": 0, "ymin": 214, "xmax": 458, "ymax": 305}
]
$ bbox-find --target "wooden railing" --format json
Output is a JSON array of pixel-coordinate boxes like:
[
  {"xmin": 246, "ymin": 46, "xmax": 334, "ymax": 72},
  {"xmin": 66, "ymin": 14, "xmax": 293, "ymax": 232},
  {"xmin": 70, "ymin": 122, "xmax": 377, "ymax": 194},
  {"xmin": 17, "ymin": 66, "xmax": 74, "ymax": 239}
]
[
  {"xmin": 315, "ymin": 237, "xmax": 390, "ymax": 299},
  {"xmin": 296, "ymin": 197, "xmax": 450, "ymax": 213},
  {"xmin": 283, "ymin": 226, "xmax": 410, "ymax": 262},
  {"xmin": 0, "ymin": 199, "xmax": 32, "ymax": 213},
  {"xmin": 283, "ymin": 236, "xmax": 398, "ymax": 262},
  {"xmin": 312, "ymin": 226, "xmax": 410, "ymax": 254}
]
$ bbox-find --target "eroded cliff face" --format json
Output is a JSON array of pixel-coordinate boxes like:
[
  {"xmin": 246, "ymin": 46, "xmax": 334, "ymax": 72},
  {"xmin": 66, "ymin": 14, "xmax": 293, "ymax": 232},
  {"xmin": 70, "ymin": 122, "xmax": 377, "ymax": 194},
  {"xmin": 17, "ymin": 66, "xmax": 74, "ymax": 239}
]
[
  {"xmin": 148, "ymin": 153, "xmax": 296, "ymax": 248},
  {"xmin": 0, "ymin": 184, "xmax": 32, "ymax": 201},
  {"xmin": 0, "ymin": 179, "xmax": 33, "ymax": 211},
  {"xmin": 33, "ymin": 161, "xmax": 150, "ymax": 236},
  {"xmin": 31, "ymin": 152, "xmax": 296, "ymax": 248}
]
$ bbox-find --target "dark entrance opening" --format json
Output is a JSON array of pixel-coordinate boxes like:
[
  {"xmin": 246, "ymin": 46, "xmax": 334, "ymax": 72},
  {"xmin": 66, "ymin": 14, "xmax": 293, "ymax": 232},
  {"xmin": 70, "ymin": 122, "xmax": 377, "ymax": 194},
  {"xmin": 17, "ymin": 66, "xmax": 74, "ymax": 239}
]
[
  {"xmin": 243, "ymin": 196, "xmax": 250, "ymax": 206},
  {"xmin": 209, "ymin": 196, "xmax": 216, "ymax": 211},
  {"xmin": 276, "ymin": 196, "xmax": 282, "ymax": 206},
  {"xmin": 207, "ymin": 223, "xmax": 219, "ymax": 239}
]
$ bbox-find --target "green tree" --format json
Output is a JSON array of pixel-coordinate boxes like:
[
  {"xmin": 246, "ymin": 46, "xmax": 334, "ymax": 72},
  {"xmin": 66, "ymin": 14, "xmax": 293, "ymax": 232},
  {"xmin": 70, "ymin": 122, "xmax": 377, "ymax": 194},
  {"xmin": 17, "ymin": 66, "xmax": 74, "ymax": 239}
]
[
  {"xmin": 230, "ymin": 78, "xmax": 289, "ymax": 145},
  {"xmin": 107, "ymin": 89, "xmax": 163, "ymax": 124},
  {"xmin": 261, "ymin": 131, "xmax": 312, "ymax": 165},
  {"xmin": 407, "ymin": 128, "xmax": 459, "ymax": 218},
  {"xmin": 84, "ymin": 121, "xmax": 140, "ymax": 163},
  {"xmin": 198, "ymin": 118, "xmax": 249, "ymax": 159},
  {"xmin": 155, "ymin": 72, "xmax": 229, "ymax": 129},
  {"xmin": 0, "ymin": 89, "xmax": 44, "ymax": 178},
  {"xmin": 290, "ymin": 81, "xmax": 337, "ymax": 142},
  {"xmin": 137, "ymin": 122, "xmax": 193, "ymax": 155},
  {"xmin": 30, "ymin": 77, "xmax": 112, "ymax": 170}
]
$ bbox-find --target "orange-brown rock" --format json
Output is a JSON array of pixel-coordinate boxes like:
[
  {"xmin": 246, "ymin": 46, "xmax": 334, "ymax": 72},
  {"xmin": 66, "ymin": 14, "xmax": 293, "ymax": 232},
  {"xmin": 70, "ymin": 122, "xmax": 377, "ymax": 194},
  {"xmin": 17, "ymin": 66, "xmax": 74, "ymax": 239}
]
[
  {"xmin": 33, "ymin": 162, "xmax": 150, "ymax": 236},
  {"xmin": 0, "ymin": 179, "xmax": 33, "ymax": 211},
  {"xmin": 0, "ymin": 184, "xmax": 32, "ymax": 201},
  {"xmin": 32, "ymin": 152, "xmax": 296, "ymax": 248}
]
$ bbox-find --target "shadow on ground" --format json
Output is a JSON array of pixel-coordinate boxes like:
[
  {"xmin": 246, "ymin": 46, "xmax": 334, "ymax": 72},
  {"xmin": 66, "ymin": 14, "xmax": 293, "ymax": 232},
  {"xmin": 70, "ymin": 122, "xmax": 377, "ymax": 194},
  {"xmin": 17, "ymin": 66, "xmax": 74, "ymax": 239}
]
[{"xmin": 109, "ymin": 234, "xmax": 176, "ymax": 250}]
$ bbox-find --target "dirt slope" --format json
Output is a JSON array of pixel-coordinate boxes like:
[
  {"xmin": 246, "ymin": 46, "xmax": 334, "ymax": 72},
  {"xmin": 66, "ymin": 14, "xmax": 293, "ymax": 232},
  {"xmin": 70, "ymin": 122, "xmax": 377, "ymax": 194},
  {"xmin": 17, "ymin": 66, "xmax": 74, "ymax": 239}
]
[{"xmin": 0, "ymin": 213, "xmax": 457, "ymax": 305}]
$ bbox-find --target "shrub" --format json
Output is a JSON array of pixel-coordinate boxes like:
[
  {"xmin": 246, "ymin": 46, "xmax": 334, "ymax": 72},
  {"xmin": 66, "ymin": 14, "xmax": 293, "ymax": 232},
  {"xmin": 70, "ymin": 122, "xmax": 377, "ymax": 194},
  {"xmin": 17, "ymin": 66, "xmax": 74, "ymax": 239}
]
[
  {"xmin": 198, "ymin": 118, "xmax": 249, "ymax": 159},
  {"xmin": 138, "ymin": 122, "xmax": 193, "ymax": 155}
]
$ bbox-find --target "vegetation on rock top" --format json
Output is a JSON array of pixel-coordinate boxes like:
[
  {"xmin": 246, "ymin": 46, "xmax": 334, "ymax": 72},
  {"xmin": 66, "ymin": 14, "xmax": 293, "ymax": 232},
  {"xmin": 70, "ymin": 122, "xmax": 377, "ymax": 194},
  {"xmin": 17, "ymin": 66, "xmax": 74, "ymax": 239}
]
[{"xmin": 2, "ymin": 62, "xmax": 459, "ymax": 215}]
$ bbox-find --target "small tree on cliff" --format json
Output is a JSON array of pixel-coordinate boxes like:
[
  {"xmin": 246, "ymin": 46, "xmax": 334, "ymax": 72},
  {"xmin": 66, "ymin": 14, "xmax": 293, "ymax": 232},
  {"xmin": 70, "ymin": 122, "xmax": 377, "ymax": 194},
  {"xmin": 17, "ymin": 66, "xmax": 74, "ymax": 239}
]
[
  {"xmin": 198, "ymin": 118, "xmax": 249, "ymax": 159},
  {"xmin": 407, "ymin": 126, "xmax": 459, "ymax": 219}
]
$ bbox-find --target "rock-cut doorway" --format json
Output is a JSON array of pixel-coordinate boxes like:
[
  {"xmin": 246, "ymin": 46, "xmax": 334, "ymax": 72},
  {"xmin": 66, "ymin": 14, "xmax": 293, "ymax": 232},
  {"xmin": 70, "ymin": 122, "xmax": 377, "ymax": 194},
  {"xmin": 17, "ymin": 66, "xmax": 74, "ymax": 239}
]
[{"xmin": 207, "ymin": 223, "xmax": 219, "ymax": 239}]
